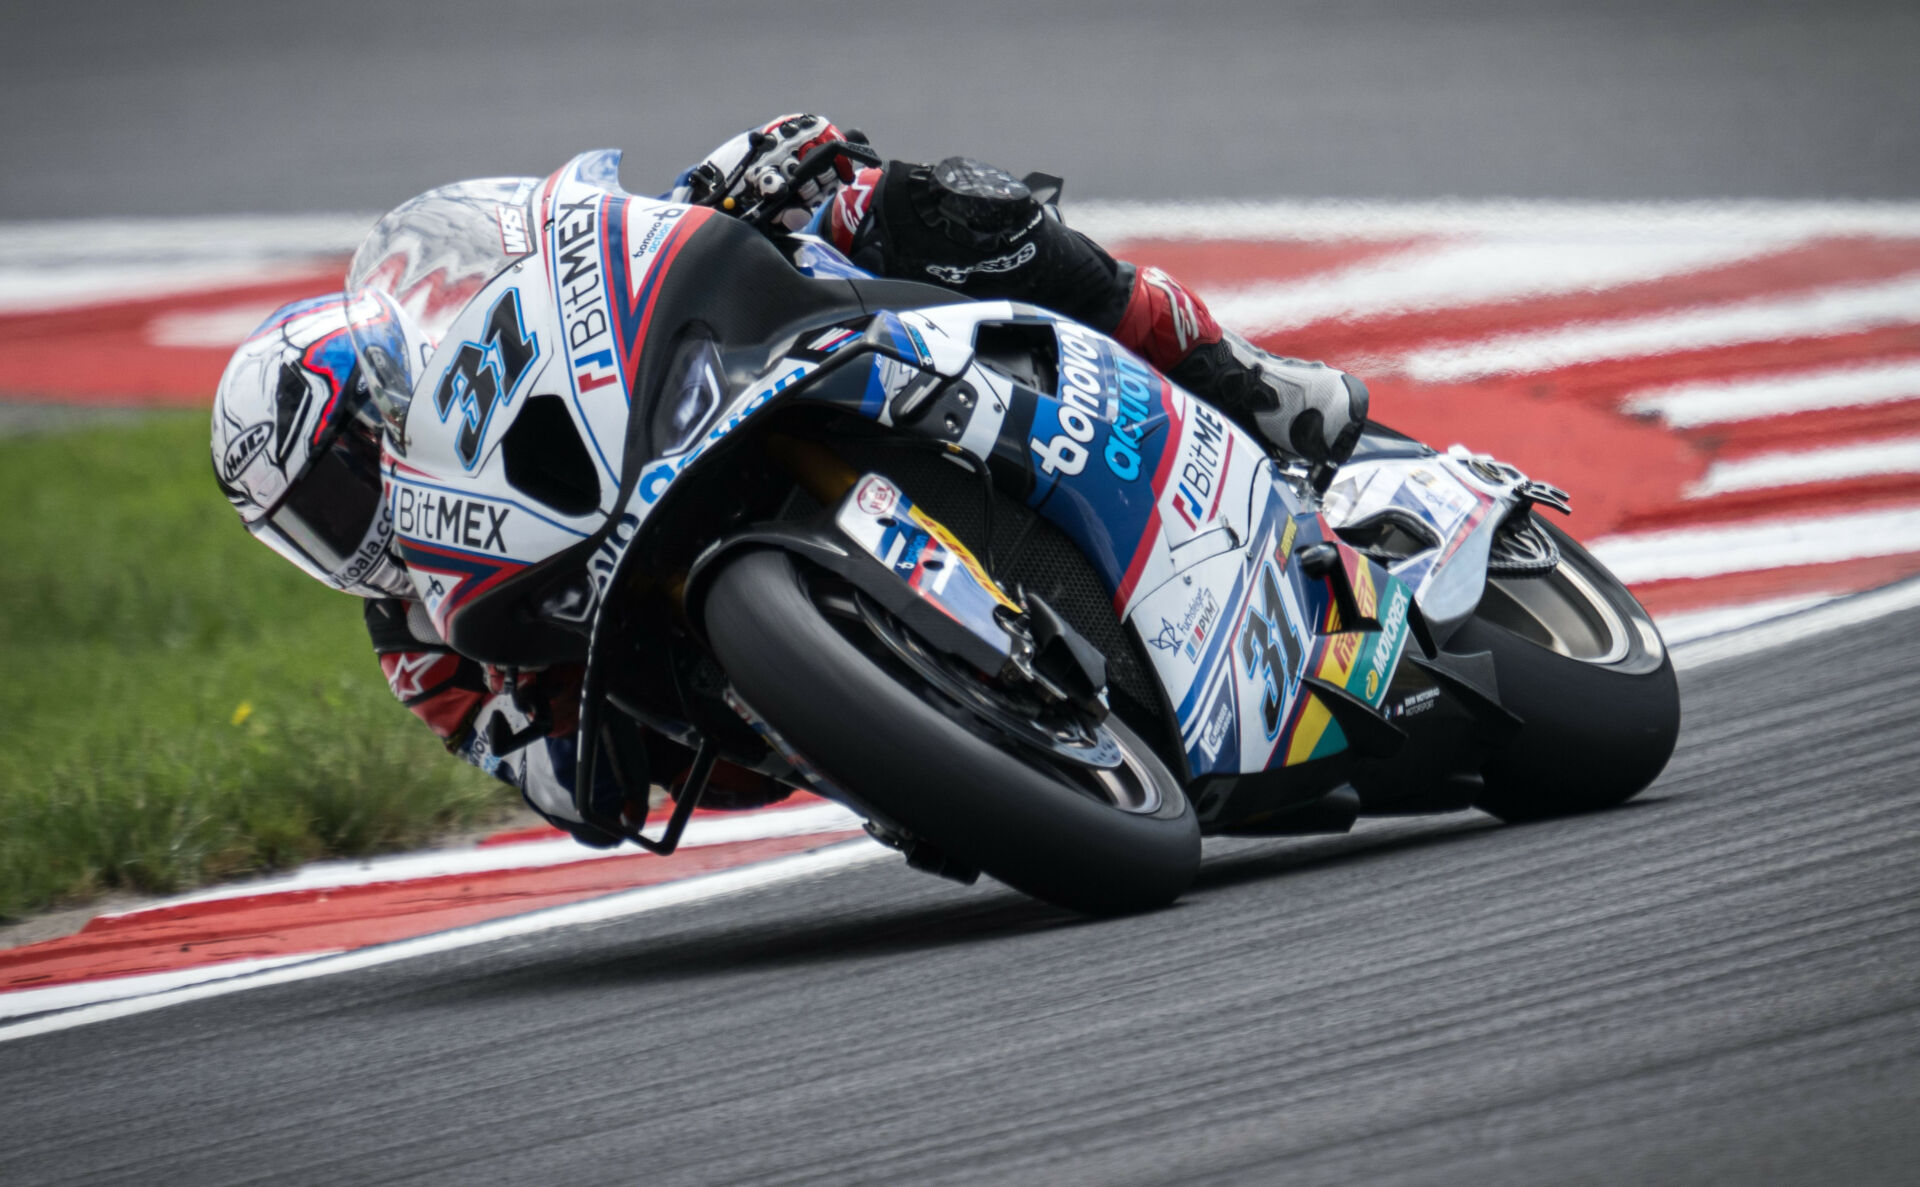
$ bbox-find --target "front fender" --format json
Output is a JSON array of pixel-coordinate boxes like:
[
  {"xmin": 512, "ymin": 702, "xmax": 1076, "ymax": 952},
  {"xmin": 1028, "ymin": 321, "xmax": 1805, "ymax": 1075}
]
[{"xmin": 684, "ymin": 472, "xmax": 1020, "ymax": 680}]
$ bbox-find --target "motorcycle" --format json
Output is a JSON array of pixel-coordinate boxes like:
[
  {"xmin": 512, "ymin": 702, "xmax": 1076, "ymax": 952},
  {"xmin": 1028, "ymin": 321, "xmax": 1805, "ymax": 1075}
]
[{"xmin": 342, "ymin": 147, "xmax": 1680, "ymax": 914}]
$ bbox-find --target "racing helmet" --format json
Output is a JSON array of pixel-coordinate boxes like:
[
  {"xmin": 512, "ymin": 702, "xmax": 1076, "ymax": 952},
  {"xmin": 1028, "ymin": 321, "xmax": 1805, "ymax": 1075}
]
[{"xmin": 211, "ymin": 294, "xmax": 414, "ymax": 598}]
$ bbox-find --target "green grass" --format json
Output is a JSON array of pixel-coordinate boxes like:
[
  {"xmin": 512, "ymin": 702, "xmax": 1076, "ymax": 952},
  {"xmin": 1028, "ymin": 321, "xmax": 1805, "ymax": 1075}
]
[{"xmin": 0, "ymin": 411, "xmax": 514, "ymax": 922}]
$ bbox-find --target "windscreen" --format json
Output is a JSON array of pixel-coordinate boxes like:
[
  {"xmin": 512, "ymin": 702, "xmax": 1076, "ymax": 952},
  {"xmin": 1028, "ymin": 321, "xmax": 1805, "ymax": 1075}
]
[{"xmin": 344, "ymin": 177, "xmax": 539, "ymax": 434}]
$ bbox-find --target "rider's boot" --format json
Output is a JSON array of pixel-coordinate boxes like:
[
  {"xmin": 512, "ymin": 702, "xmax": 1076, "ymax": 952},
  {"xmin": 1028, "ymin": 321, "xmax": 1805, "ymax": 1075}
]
[{"xmin": 1110, "ymin": 264, "xmax": 1370, "ymax": 472}]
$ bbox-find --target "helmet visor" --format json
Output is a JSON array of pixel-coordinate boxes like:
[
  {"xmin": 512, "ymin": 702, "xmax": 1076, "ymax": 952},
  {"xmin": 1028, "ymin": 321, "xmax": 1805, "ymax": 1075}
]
[{"xmin": 252, "ymin": 423, "xmax": 385, "ymax": 581}]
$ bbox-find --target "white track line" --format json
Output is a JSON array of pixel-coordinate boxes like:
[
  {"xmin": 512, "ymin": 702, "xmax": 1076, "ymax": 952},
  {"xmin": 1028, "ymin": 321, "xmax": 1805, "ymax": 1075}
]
[
  {"xmin": 1621, "ymin": 357, "xmax": 1920, "ymax": 427},
  {"xmin": 1403, "ymin": 273, "xmax": 1920, "ymax": 382},
  {"xmin": 1686, "ymin": 435, "xmax": 1920, "ymax": 497},
  {"xmin": 0, "ymin": 262, "xmax": 313, "ymax": 314},
  {"xmin": 0, "ymin": 215, "xmax": 373, "ymax": 261},
  {"xmin": 1590, "ymin": 504, "xmax": 1920, "ymax": 584},
  {"xmin": 114, "ymin": 801, "xmax": 861, "ymax": 914},
  {"xmin": 0, "ymin": 954, "xmax": 341, "ymax": 1023},
  {"xmin": 0, "ymin": 216, "xmax": 371, "ymax": 312},
  {"xmin": 1209, "ymin": 235, "xmax": 1799, "ymax": 337},
  {"xmin": 0, "ymin": 840, "xmax": 891, "ymax": 1042},
  {"xmin": 1672, "ymin": 578, "xmax": 1920, "ymax": 669},
  {"xmin": 1655, "ymin": 592, "xmax": 1842, "ymax": 645}
]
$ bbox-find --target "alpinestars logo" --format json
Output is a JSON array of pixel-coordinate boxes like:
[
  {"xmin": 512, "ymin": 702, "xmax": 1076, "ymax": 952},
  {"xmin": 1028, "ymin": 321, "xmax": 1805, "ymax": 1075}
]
[
  {"xmin": 925, "ymin": 241, "xmax": 1037, "ymax": 286},
  {"xmin": 1144, "ymin": 267, "xmax": 1202, "ymax": 352},
  {"xmin": 384, "ymin": 651, "xmax": 441, "ymax": 700},
  {"xmin": 434, "ymin": 290, "xmax": 540, "ymax": 470}
]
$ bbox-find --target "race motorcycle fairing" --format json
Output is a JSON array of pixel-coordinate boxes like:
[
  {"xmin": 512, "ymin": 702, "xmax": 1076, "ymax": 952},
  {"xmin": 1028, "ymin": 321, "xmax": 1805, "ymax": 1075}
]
[{"xmin": 345, "ymin": 149, "xmax": 1679, "ymax": 911}]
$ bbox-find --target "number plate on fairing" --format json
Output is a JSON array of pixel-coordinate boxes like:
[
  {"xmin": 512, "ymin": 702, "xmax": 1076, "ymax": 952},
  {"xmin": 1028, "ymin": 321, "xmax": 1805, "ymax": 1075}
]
[{"xmin": 1132, "ymin": 506, "xmax": 1416, "ymax": 779}]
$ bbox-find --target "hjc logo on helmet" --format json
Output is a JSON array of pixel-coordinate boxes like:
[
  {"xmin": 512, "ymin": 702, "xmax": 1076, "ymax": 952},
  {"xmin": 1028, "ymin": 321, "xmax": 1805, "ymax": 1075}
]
[{"xmin": 220, "ymin": 421, "xmax": 274, "ymax": 482}]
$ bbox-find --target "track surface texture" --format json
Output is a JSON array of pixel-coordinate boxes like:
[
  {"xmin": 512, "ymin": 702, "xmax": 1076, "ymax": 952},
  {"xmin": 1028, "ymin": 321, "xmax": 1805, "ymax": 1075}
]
[
  {"xmin": 4, "ymin": 614, "xmax": 1918, "ymax": 1185},
  {"xmin": 5, "ymin": 0, "xmax": 1920, "ymax": 217}
]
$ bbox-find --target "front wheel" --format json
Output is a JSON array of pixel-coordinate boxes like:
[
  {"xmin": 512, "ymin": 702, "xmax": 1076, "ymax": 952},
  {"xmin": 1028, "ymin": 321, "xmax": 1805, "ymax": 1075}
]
[
  {"xmin": 703, "ymin": 548, "xmax": 1201, "ymax": 914},
  {"xmin": 1450, "ymin": 517, "xmax": 1681, "ymax": 822}
]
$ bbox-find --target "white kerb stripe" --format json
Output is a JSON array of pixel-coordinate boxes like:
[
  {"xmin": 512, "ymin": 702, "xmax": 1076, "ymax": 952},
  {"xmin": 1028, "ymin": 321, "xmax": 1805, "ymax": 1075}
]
[
  {"xmin": 1208, "ymin": 235, "xmax": 1798, "ymax": 337},
  {"xmin": 0, "ymin": 262, "xmax": 302, "ymax": 314},
  {"xmin": 0, "ymin": 840, "xmax": 892, "ymax": 1042},
  {"xmin": 149, "ymin": 303, "xmax": 291, "ymax": 349},
  {"xmin": 118, "ymin": 800, "xmax": 862, "ymax": 913},
  {"xmin": 1687, "ymin": 436, "xmax": 1920, "ymax": 497},
  {"xmin": 0, "ymin": 215, "xmax": 374, "ymax": 263},
  {"xmin": 1673, "ymin": 578, "xmax": 1920, "ymax": 669},
  {"xmin": 1620, "ymin": 358, "xmax": 1920, "ymax": 427},
  {"xmin": 1654, "ymin": 592, "xmax": 1840, "ymax": 645},
  {"xmin": 0, "ymin": 954, "xmax": 341, "ymax": 1022},
  {"xmin": 1588, "ymin": 504, "xmax": 1920, "ymax": 584},
  {"xmin": 1403, "ymin": 273, "xmax": 1920, "ymax": 382}
]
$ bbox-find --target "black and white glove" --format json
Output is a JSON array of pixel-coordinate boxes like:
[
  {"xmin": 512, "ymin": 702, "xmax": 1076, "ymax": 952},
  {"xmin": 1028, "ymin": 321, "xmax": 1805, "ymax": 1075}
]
[{"xmin": 669, "ymin": 113, "xmax": 877, "ymax": 232}]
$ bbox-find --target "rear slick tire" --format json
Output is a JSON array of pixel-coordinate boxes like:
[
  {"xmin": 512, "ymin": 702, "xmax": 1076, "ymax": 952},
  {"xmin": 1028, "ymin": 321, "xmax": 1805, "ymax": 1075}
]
[
  {"xmin": 1450, "ymin": 519, "xmax": 1681, "ymax": 823},
  {"xmin": 703, "ymin": 548, "xmax": 1201, "ymax": 914}
]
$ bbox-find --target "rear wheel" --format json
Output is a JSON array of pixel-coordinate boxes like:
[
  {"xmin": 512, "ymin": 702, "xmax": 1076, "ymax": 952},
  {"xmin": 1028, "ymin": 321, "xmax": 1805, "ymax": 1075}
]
[
  {"xmin": 704, "ymin": 548, "xmax": 1201, "ymax": 913},
  {"xmin": 1450, "ymin": 517, "xmax": 1680, "ymax": 822}
]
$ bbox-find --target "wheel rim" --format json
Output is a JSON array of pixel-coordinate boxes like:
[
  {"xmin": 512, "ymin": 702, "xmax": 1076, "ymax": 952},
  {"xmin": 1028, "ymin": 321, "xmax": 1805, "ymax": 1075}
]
[
  {"xmin": 1479, "ymin": 538, "xmax": 1635, "ymax": 664},
  {"xmin": 1054, "ymin": 727, "xmax": 1167, "ymax": 815}
]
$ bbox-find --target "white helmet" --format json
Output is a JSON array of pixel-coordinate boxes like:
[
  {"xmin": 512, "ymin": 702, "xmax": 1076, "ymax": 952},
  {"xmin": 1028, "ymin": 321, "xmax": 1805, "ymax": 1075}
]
[{"xmin": 211, "ymin": 294, "xmax": 414, "ymax": 598}]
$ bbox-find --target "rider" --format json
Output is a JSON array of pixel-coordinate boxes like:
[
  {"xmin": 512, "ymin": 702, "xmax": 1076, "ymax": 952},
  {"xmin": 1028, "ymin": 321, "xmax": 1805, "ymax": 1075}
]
[{"xmin": 210, "ymin": 114, "xmax": 1370, "ymax": 847}]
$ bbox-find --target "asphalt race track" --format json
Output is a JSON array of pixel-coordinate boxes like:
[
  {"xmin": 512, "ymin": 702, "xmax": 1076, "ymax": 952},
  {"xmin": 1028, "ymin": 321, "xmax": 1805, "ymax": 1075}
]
[
  {"xmin": 3, "ymin": 617, "xmax": 1918, "ymax": 1184},
  {"xmin": 5, "ymin": 2, "xmax": 1920, "ymax": 1183}
]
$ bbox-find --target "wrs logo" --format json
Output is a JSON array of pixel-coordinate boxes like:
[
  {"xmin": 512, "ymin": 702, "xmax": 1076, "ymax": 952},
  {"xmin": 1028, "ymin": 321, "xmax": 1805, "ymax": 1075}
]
[{"xmin": 434, "ymin": 290, "xmax": 540, "ymax": 470}]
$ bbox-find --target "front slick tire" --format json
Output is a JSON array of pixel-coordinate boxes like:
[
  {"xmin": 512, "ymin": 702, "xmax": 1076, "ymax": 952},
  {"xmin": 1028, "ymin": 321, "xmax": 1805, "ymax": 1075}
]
[
  {"xmin": 704, "ymin": 549, "xmax": 1200, "ymax": 914},
  {"xmin": 1452, "ymin": 519, "xmax": 1680, "ymax": 823}
]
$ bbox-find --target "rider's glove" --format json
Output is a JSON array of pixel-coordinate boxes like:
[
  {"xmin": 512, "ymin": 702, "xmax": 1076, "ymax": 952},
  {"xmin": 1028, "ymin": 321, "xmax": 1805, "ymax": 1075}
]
[{"xmin": 669, "ymin": 113, "xmax": 858, "ymax": 231}]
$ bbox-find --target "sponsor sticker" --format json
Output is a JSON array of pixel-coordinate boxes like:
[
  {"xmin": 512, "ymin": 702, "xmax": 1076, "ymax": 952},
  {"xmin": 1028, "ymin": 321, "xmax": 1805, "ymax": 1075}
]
[
  {"xmin": 903, "ymin": 323, "xmax": 934, "ymax": 367},
  {"xmin": 496, "ymin": 203, "xmax": 532, "ymax": 255},
  {"xmin": 627, "ymin": 205, "xmax": 687, "ymax": 288},
  {"xmin": 1170, "ymin": 402, "xmax": 1228, "ymax": 529},
  {"xmin": 1028, "ymin": 323, "xmax": 1156, "ymax": 482},
  {"xmin": 925, "ymin": 241, "xmax": 1037, "ymax": 285},
  {"xmin": 395, "ymin": 486, "xmax": 512, "ymax": 553},
  {"xmin": 1200, "ymin": 699, "xmax": 1234, "ymax": 762},
  {"xmin": 1149, "ymin": 584, "xmax": 1221, "ymax": 663},
  {"xmin": 855, "ymin": 475, "xmax": 899, "ymax": 517},
  {"xmin": 553, "ymin": 195, "xmax": 618, "ymax": 396},
  {"xmin": 1389, "ymin": 686, "xmax": 1441, "ymax": 720},
  {"xmin": 1361, "ymin": 582, "xmax": 1413, "ymax": 706},
  {"xmin": 587, "ymin": 511, "xmax": 641, "ymax": 602}
]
